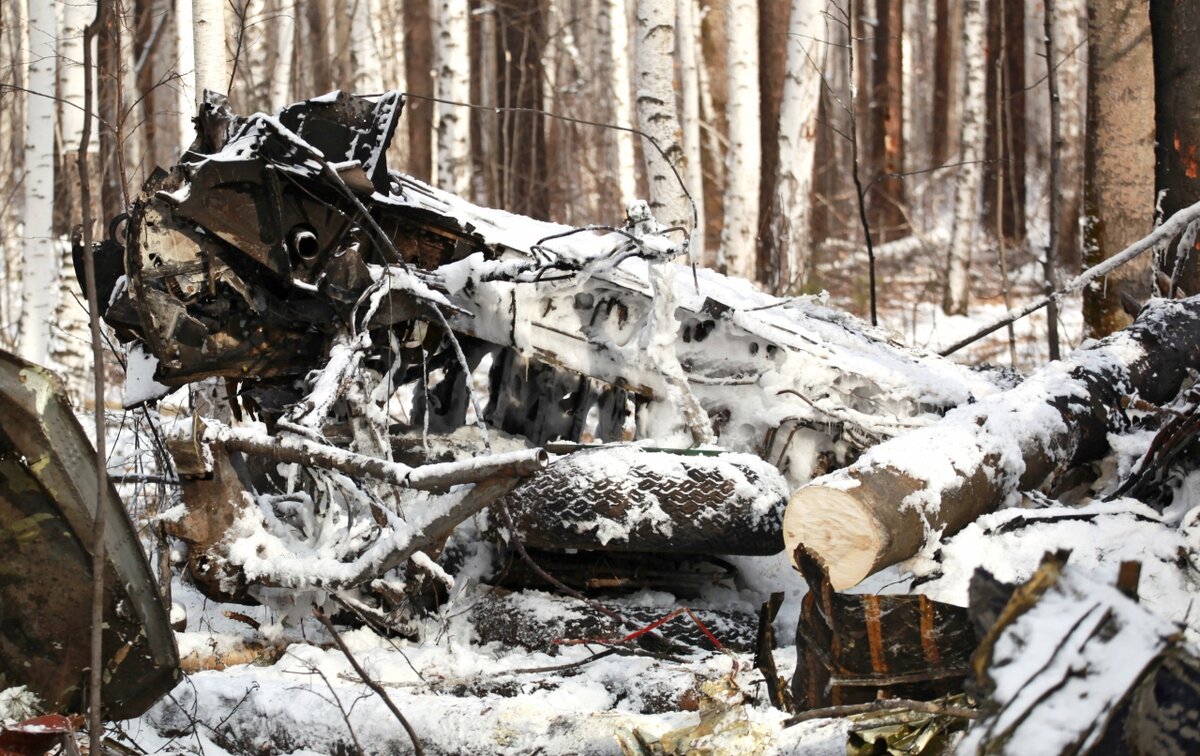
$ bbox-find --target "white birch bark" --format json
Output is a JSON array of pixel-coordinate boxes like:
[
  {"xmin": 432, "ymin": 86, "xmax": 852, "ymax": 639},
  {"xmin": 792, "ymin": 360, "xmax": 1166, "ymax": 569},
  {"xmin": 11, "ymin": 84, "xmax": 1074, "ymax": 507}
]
[
  {"xmin": 612, "ymin": 0, "xmax": 637, "ymax": 207},
  {"xmin": 433, "ymin": 0, "xmax": 470, "ymax": 194},
  {"xmin": 634, "ymin": 0, "xmax": 689, "ymax": 238},
  {"xmin": 268, "ymin": 0, "xmax": 296, "ymax": 108},
  {"xmin": 944, "ymin": 0, "xmax": 988, "ymax": 315},
  {"xmin": 20, "ymin": 0, "xmax": 58, "ymax": 364},
  {"xmin": 349, "ymin": 0, "xmax": 382, "ymax": 93},
  {"xmin": 193, "ymin": 0, "xmax": 229, "ymax": 97},
  {"xmin": 676, "ymin": 0, "xmax": 704, "ymax": 261},
  {"xmin": 177, "ymin": 0, "xmax": 198, "ymax": 142},
  {"xmin": 54, "ymin": 0, "xmax": 95, "ymax": 390},
  {"xmin": 717, "ymin": 0, "xmax": 760, "ymax": 281},
  {"xmin": 771, "ymin": 0, "xmax": 826, "ymax": 291},
  {"xmin": 57, "ymin": 0, "xmax": 91, "ymax": 151}
]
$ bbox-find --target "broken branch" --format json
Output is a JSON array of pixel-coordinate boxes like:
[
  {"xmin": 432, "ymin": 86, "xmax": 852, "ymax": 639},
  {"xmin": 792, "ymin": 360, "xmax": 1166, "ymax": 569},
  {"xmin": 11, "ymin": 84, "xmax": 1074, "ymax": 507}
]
[
  {"xmin": 941, "ymin": 197, "xmax": 1200, "ymax": 356},
  {"xmin": 191, "ymin": 418, "xmax": 546, "ymax": 490}
]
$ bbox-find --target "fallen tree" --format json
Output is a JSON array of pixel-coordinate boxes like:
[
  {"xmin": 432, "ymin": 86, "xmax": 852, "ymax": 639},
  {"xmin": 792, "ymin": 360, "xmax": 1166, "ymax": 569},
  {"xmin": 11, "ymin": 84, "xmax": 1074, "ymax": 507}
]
[{"xmin": 783, "ymin": 296, "xmax": 1200, "ymax": 589}]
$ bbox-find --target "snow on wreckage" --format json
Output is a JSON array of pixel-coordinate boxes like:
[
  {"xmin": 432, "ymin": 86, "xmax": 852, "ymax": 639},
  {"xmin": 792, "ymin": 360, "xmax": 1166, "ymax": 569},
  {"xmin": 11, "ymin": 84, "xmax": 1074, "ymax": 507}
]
[{"xmin": 23, "ymin": 89, "xmax": 1193, "ymax": 752}]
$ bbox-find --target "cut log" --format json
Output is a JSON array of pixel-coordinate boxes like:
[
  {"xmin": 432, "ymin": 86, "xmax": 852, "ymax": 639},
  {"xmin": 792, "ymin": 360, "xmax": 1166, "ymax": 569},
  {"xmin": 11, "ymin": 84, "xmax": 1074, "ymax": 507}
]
[{"xmin": 784, "ymin": 296, "xmax": 1200, "ymax": 589}]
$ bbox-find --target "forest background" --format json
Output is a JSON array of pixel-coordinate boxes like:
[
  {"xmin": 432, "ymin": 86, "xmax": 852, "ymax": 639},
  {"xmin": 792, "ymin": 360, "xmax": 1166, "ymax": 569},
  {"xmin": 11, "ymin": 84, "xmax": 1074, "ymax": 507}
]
[{"xmin": 0, "ymin": 0, "xmax": 1188, "ymax": 393}]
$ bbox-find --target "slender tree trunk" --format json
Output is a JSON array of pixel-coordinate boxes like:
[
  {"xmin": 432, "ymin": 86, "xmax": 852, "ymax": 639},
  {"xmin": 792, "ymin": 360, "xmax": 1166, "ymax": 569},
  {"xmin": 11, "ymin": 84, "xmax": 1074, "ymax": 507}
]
[
  {"xmin": 983, "ymin": 0, "xmax": 1026, "ymax": 241},
  {"xmin": 611, "ymin": 0, "xmax": 637, "ymax": 208},
  {"xmin": 771, "ymin": 0, "xmax": 826, "ymax": 292},
  {"xmin": 404, "ymin": 0, "xmax": 434, "ymax": 181},
  {"xmin": 435, "ymin": 0, "xmax": 471, "ymax": 194},
  {"xmin": 1044, "ymin": 0, "xmax": 1062, "ymax": 359},
  {"xmin": 1082, "ymin": 0, "xmax": 1154, "ymax": 337},
  {"xmin": 494, "ymin": 0, "xmax": 547, "ymax": 216},
  {"xmin": 943, "ymin": 0, "xmax": 988, "ymax": 316},
  {"xmin": 677, "ymin": 0, "xmax": 705, "ymax": 261},
  {"xmin": 634, "ymin": 0, "xmax": 688, "ymax": 231},
  {"xmin": 176, "ymin": 0, "xmax": 197, "ymax": 143},
  {"xmin": 1051, "ymin": 0, "xmax": 1085, "ymax": 271},
  {"xmin": 20, "ymin": 0, "xmax": 58, "ymax": 364},
  {"xmin": 718, "ymin": 0, "xmax": 760, "ymax": 280},
  {"xmin": 267, "ymin": 0, "xmax": 296, "ymax": 108},
  {"xmin": 869, "ymin": 0, "xmax": 906, "ymax": 243},
  {"xmin": 932, "ymin": 0, "xmax": 955, "ymax": 166},
  {"xmin": 194, "ymin": 0, "xmax": 229, "ymax": 94},
  {"xmin": 757, "ymin": 0, "xmax": 788, "ymax": 281},
  {"xmin": 1150, "ymin": 0, "xmax": 1200, "ymax": 296},
  {"xmin": 348, "ymin": 0, "xmax": 382, "ymax": 93}
]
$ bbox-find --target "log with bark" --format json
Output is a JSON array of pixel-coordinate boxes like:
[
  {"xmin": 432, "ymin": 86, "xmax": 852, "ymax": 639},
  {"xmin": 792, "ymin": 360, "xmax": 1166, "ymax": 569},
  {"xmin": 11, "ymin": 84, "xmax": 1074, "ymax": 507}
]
[
  {"xmin": 783, "ymin": 296, "xmax": 1200, "ymax": 589},
  {"xmin": 960, "ymin": 554, "xmax": 1200, "ymax": 754}
]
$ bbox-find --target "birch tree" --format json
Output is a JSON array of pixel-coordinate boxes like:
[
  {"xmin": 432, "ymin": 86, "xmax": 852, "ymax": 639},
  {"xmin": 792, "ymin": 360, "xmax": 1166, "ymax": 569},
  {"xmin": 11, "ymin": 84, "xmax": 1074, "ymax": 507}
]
[
  {"xmin": 634, "ymin": 0, "xmax": 689, "ymax": 235},
  {"xmin": 54, "ymin": 0, "xmax": 95, "ymax": 387},
  {"xmin": 718, "ymin": 0, "xmax": 760, "ymax": 280},
  {"xmin": 677, "ymin": 0, "xmax": 704, "ymax": 259},
  {"xmin": 194, "ymin": 0, "xmax": 230, "ymax": 95},
  {"xmin": 348, "ymin": 0, "xmax": 382, "ymax": 93},
  {"xmin": 771, "ymin": 0, "xmax": 827, "ymax": 291},
  {"xmin": 176, "ymin": 0, "xmax": 197, "ymax": 143},
  {"xmin": 20, "ymin": 0, "xmax": 58, "ymax": 364},
  {"xmin": 435, "ymin": 0, "xmax": 471, "ymax": 194},
  {"xmin": 610, "ymin": 0, "xmax": 637, "ymax": 207},
  {"xmin": 943, "ymin": 0, "xmax": 988, "ymax": 315}
]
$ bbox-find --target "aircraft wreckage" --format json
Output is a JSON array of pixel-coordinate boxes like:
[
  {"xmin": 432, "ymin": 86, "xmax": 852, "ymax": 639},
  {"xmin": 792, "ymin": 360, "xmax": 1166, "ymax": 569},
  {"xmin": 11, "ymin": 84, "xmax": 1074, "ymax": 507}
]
[
  {"xmin": 84, "ymin": 90, "xmax": 1003, "ymax": 610},
  {"xmin": 4, "ymin": 92, "xmax": 1200, "ymax": 747}
]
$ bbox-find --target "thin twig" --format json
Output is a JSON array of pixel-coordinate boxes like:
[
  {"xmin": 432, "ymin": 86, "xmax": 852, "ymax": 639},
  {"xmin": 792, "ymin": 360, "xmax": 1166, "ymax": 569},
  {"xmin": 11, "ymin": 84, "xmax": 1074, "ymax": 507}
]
[
  {"xmin": 313, "ymin": 607, "xmax": 424, "ymax": 756},
  {"xmin": 80, "ymin": 0, "xmax": 111, "ymax": 749}
]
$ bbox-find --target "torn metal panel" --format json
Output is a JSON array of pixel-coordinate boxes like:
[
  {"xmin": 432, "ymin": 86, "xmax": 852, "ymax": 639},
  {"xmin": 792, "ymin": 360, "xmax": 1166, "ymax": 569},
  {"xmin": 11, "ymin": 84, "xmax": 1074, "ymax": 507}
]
[
  {"xmin": 0, "ymin": 350, "xmax": 179, "ymax": 718},
  {"xmin": 791, "ymin": 548, "xmax": 975, "ymax": 712}
]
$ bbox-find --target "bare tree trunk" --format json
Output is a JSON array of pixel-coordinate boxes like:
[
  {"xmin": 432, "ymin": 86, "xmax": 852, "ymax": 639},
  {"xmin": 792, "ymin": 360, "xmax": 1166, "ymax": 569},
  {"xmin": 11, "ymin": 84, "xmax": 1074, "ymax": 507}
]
[
  {"xmin": 194, "ymin": 0, "xmax": 229, "ymax": 94},
  {"xmin": 267, "ymin": 0, "xmax": 296, "ymax": 108},
  {"xmin": 943, "ymin": 0, "xmax": 988, "ymax": 315},
  {"xmin": 677, "ymin": 0, "xmax": 705, "ymax": 260},
  {"xmin": 610, "ymin": 0, "xmax": 637, "ymax": 208},
  {"xmin": 1044, "ymin": 0, "xmax": 1062, "ymax": 360},
  {"xmin": 1082, "ymin": 0, "xmax": 1154, "ymax": 337},
  {"xmin": 1150, "ymin": 0, "xmax": 1200, "ymax": 296},
  {"xmin": 869, "ymin": 0, "xmax": 907, "ymax": 243},
  {"xmin": 1051, "ymin": 0, "xmax": 1086, "ymax": 271},
  {"xmin": 634, "ymin": 0, "xmax": 688, "ymax": 231},
  {"xmin": 20, "ymin": 0, "xmax": 58, "ymax": 365},
  {"xmin": 404, "ymin": 0, "xmax": 434, "ymax": 181},
  {"xmin": 494, "ymin": 0, "xmax": 548, "ymax": 217},
  {"xmin": 176, "ymin": 0, "xmax": 197, "ymax": 143},
  {"xmin": 770, "ymin": 0, "xmax": 826, "ymax": 292},
  {"xmin": 983, "ymin": 0, "xmax": 1027, "ymax": 241},
  {"xmin": 756, "ymin": 0, "xmax": 788, "ymax": 282},
  {"xmin": 348, "ymin": 0, "xmax": 382, "ymax": 93},
  {"xmin": 718, "ymin": 0, "xmax": 760, "ymax": 280},
  {"xmin": 435, "ymin": 0, "xmax": 470, "ymax": 194}
]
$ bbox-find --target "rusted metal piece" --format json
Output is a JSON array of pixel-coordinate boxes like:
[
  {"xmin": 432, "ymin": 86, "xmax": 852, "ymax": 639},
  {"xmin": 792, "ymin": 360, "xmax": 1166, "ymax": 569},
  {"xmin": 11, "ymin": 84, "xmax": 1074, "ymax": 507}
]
[
  {"xmin": 0, "ymin": 350, "xmax": 179, "ymax": 718},
  {"xmin": 791, "ymin": 547, "xmax": 975, "ymax": 712}
]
